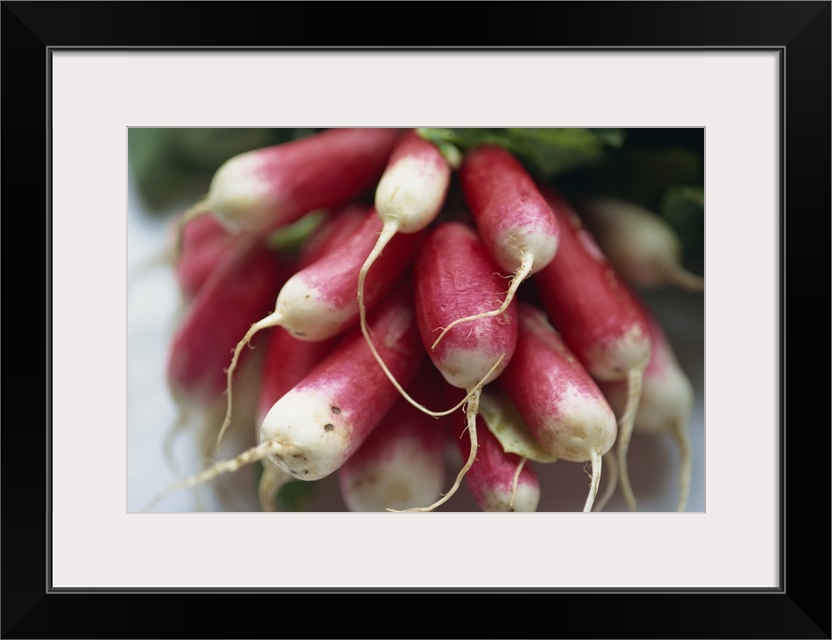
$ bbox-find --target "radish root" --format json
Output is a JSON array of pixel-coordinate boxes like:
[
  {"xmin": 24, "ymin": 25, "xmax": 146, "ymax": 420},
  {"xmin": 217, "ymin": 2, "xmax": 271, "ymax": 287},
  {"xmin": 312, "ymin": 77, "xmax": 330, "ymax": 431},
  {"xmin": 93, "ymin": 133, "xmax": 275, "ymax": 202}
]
[
  {"xmin": 508, "ymin": 457, "xmax": 528, "ymax": 511},
  {"xmin": 670, "ymin": 420, "xmax": 693, "ymax": 512},
  {"xmin": 583, "ymin": 449, "xmax": 603, "ymax": 512},
  {"xmin": 430, "ymin": 253, "xmax": 533, "ymax": 351},
  {"xmin": 616, "ymin": 368, "xmax": 644, "ymax": 512},
  {"xmin": 390, "ymin": 388, "xmax": 482, "ymax": 513},
  {"xmin": 142, "ymin": 437, "xmax": 285, "ymax": 512},
  {"xmin": 592, "ymin": 451, "xmax": 619, "ymax": 512},
  {"xmin": 217, "ymin": 314, "xmax": 281, "ymax": 448},
  {"xmin": 668, "ymin": 266, "xmax": 705, "ymax": 293}
]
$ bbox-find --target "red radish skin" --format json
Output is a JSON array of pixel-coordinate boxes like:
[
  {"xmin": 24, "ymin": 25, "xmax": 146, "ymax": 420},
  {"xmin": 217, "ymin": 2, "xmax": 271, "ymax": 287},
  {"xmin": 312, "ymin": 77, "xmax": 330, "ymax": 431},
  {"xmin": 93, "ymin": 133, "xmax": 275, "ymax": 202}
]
[
  {"xmin": 576, "ymin": 196, "xmax": 704, "ymax": 293},
  {"xmin": 295, "ymin": 204, "xmax": 367, "ymax": 270},
  {"xmin": 257, "ymin": 328, "xmax": 340, "ymax": 426},
  {"xmin": 598, "ymin": 303, "xmax": 695, "ymax": 511},
  {"xmin": 357, "ymin": 132, "xmax": 452, "ymax": 404},
  {"xmin": 218, "ymin": 207, "xmax": 423, "ymax": 445},
  {"xmin": 499, "ymin": 303, "xmax": 617, "ymax": 512},
  {"xmin": 178, "ymin": 128, "xmax": 403, "ymax": 240},
  {"xmin": 337, "ymin": 367, "xmax": 449, "ymax": 511},
  {"xmin": 534, "ymin": 186, "xmax": 650, "ymax": 511},
  {"xmin": 263, "ymin": 207, "xmax": 423, "ymax": 341},
  {"xmin": 171, "ymin": 212, "xmax": 239, "ymax": 300},
  {"xmin": 430, "ymin": 145, "xmax": 560, "ymax": 348},
  {"xmin": 165, "ymin": 236, "xmax": 289, "ymax": 408},
  {"xmin": 404, "ymin": 221, "xmax": 519, "ymax": 512},
  {"xmin": 143, "ymin": 286, "xmax": 425, "ymax": 508},
  {"xmin": 448, "ymin": 389, "xmax": 540, "ymax": 512}
]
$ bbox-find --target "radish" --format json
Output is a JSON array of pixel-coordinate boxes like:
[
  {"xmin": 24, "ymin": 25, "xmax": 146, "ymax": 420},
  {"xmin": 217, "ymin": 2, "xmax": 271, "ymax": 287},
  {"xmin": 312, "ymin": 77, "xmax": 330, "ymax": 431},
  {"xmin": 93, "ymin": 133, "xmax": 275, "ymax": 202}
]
[
  {"xmin": 337, "ymin": 366, "xmax": 448, "ymax": 511},
  {"xmin": 294, "ymin": 203, "xmax": 367, "ymax": 270},
  {"xmin": 448, "ymin": 387, "xmax": 540, "ymax": 512},
  {"xmin": 165, "ymin": 235, "xmax": 289, "ymax": 408},
  {"xmin": 143, "ymin": 285, "xmax": 425, "ymax": 509},
  {"xmin": 499, "ymin": 302, "xmax": 618, "ymax": 512},
  {"xmin": 357, "ymin": 131, "xmax": 451, "ymax": 404},
  {"xmin": 429, "ymin": 145, "xmax": 559, "ymax": 349},
  {"xmin": 255, "ymin": 328, "xmax": 339, "ymax": 510},
  {"xmin": 177, "ymin": 127, "xmax": 403, "ymax": 240},
  {"xmin": 534, "ymin": 185, "xmax": 650, "ymax": 511},
  {"xmin": 171, "ymin": 210, "xmax": 238, "ymax": 300},
  {"xmin": 576, "ymin": 196, "xmax": 704, "ymax": 292},
  {"xmin": 597, "ymin": 300, "xmax": 695, "ymax": 511},
  {"xmin": 402, "ymin": 221, "xmax": 519, "ymax": 512},
  {"xmin": 217, "ymin": 206, "xmax": 423, "ymax": 445}
]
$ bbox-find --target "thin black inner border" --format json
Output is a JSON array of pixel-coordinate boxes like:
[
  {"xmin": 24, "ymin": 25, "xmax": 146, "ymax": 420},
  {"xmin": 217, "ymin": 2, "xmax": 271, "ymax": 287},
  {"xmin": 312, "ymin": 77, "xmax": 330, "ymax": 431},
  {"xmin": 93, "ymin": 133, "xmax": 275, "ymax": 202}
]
[{"xmin": 45, "ymin": 45, "xmax": 779, "ymax": 594}]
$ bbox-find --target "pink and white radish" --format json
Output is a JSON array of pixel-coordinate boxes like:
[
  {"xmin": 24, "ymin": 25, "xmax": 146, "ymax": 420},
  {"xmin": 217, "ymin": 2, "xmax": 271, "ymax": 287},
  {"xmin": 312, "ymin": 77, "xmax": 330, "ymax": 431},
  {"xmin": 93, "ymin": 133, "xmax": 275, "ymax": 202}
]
[
  {"xmin": 255, "ymin": 328, "xmax": 340, "ymax": 510},
  {"xmin": 448, "ymin": 387, "xmax": 540, "ymax": 512},
  {"xmin": 178, "ymin": 127, "xmax": 403, "ymax": 241},
  {"xmin": 337, "ymin": 366, "xmax": 448, "ymax": 511},
  {"xmin": 143, "ymin": 285, "xmax": 425, "ymax": 509},
  {"xmin": 576, "ymin": 196, "xmax": 704, "ymax": 292},
  {"xmin": 165, "ymin": 235, "xmax": 288, "ymax": 409},
  {"xmin": 499, "ymin": 302, "xmax": 618, "ymax": 512},
  {"xmin": 597, "ymin": 300, "xmax": 695, "ymax": 511},
  {"xmin": 171, "ymin": 211, "xmax": 239, "ymax": 300},
  {"xmin": 403, "ymin": 221, "xmax": 519, "ymax": 512},
  {"xmin": 218, "ymin": 206, "xmax": 423, "ymax": 444},
  {"xmin": 357, "ymin": 131, "xmax": 452, "ymax": 405},
  {"xmin": 294, "ymin": 203, "xmax": 367, "ymax": 270},
  {"xmin": 429, "ymin": 145, "xmax": 559, "ymax": 348},
  {"xmin": 534, "ymin": 186, "xmax": 650, "ymax": 511}
]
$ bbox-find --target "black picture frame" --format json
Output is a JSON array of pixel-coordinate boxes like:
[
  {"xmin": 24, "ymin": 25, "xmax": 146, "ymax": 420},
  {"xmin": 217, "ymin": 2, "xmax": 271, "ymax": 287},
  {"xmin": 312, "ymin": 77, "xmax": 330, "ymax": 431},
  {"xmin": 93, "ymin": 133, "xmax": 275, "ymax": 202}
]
[{"xmin": 2, "ymin": 2, "xmax": 829, "ymax": 638}]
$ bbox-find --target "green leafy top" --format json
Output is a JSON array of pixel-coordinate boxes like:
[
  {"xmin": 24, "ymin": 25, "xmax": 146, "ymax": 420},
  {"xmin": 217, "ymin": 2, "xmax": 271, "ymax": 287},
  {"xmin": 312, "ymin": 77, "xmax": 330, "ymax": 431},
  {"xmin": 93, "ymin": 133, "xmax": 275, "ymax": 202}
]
[{"xmin": 417, "ymin": 127, "xmax": 626, "ymax": 177}]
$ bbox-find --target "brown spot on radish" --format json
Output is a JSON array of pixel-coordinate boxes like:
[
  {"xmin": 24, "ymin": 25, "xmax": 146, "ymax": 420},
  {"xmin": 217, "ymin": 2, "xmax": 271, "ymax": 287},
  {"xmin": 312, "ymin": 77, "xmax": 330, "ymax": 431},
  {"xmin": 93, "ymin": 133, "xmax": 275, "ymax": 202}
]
[
  {"xmin": 331, "ymin": 406, "xmax": 341, "ymax": 415},
  {"xmin": 323, "ymin": 423, "xmax": 335, "ymax": 432}
]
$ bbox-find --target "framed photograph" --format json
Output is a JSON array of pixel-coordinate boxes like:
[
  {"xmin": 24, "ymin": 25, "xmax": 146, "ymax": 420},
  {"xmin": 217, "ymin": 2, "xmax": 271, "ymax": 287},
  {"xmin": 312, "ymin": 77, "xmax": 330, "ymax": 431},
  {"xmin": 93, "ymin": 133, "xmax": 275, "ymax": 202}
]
[{"xmin": 3, "ymin": 2, "xmax": 829, "ymax": 638}]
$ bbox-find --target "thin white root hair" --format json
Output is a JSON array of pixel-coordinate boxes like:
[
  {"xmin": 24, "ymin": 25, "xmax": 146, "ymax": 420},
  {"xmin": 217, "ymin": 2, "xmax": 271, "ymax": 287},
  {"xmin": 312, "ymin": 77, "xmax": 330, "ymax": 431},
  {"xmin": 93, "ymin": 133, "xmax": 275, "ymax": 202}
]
[
  {"xmin": 141, "ymin": 438, "xmax": 285, "ymax": 513},
  {"xmin": 670, "ymin": 420, "xmax": 693, "ymax": 512},
  {"xmin": 216, "ymin": 315, "xmax": 279, "ymax": 449},
  {"xmin": 430, "ymin": 254, "xmax": 534, "ymax": 351},
  {"xmin": 174, "ymin": 195, "xmax": 211, "ymax": 261},
  {"xmin": 583, "ymin": 449, "xmax": 603, "ymax": 513},
  {"xmin": 592, "ymin": 451, "xmax": 619, "ymax": 512},
  {"xmin": 508, "ymin": 457, "xmax": 528, "ymax": 511},
  {"xmin": 616, "ymin": 368, "xmax": 644, "ymax": 512},
  {"xmin": 668, "ymin": 266, "xmax": 705, "ymax": 293},
  {"xmin": 389, "ymin": 388, "xmax": 482, "ymax": 513}
]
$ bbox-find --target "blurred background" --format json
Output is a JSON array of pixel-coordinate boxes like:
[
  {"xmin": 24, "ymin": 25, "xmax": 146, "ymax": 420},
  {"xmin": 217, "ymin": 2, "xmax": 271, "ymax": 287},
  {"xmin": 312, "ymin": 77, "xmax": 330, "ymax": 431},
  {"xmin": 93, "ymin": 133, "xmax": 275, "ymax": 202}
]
[{"xmin": 127, "ymin": 127, "xmax": 705, "ymax": 513}]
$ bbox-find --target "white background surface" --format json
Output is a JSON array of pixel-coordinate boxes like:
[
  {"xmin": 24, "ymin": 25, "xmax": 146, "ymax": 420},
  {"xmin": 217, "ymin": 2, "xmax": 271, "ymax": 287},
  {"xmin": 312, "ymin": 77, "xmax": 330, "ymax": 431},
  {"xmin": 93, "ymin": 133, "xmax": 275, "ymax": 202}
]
[{"xmin": 52, "ymin": 50, "xmax": 779, "ymax": 589}]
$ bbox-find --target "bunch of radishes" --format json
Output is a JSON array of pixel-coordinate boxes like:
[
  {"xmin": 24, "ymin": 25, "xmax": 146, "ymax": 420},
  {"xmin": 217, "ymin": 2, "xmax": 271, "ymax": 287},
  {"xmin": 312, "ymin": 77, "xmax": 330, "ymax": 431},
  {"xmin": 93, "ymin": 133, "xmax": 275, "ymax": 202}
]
[{"xmin": 153, "ymin": 127, "xmax": 703, "ymax": 513}]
